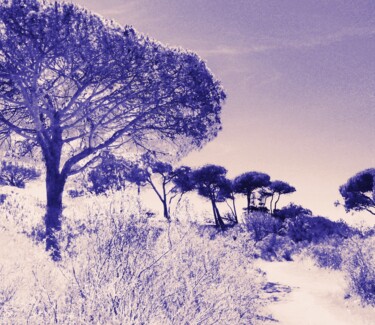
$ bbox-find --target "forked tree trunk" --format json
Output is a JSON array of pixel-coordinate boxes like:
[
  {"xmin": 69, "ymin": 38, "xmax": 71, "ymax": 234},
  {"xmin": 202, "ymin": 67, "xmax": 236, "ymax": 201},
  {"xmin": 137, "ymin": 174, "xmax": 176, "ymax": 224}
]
[
  {"xmin": 211, "ymin": 200, "xmax": 225, "ymax": 229},
  {"xmin": 45, "ymin": 161, "xmax": 66, "ymax": 261},
  {"xmin": 148, "ymin": 179, "xmax": 171, "ymax": 221},
  {"xmin": 215, "ymin": 204, "xmax": 226, "ymax": 229}
]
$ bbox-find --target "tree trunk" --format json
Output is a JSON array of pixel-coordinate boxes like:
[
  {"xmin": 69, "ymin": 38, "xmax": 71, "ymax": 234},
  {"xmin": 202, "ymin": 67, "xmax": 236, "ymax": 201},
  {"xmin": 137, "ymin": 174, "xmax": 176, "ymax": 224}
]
[
  {"xmin": 45, "ymin": 162, "xmax": 66, "ymax": 261},
  {"xmin": 270, "ymin": 193, "xmax": 275, "ymax": 214},
  {"xmin": 148, "ymin": 179, "xmax": 170, "ymax": 221},
  {"xmin": 246, "ymin": 191, "xmax": 251, "ymax": 213},
  {"xmin": 274, "ymin": 193, "xmax": 281, "ymax": 212},
  {"xmin": 162, "ymin": 183, "xmax": 171, "ymax": 221},
  {"xmin": 162, "ymin": 198, "xmax": 170, "ymax": 221},
  {"xmin": 213, "ymin": 201, "xmax": 225, "ymax": 229},
  {"xmin": 211, "ymin": 200, "xmax": 219, "ymax": 227},
  {"xmin": 232, "ymin": 198, "xmax": 238, "ymax": 224}
]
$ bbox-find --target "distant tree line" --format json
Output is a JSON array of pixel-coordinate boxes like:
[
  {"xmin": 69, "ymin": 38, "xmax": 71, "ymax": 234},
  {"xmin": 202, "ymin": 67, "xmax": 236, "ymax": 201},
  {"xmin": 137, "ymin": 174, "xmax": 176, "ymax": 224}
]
[{"xmin": 84, "ymin": 153, "xmax": 297, "ymax": 228}]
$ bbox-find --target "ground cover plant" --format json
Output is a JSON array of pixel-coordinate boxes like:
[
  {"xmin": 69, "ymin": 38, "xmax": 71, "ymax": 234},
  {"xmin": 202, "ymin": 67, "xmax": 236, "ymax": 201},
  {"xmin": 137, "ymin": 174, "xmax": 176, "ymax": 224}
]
[{"xmin": 0, "ymin": 187, "xmax": 267, "ymax": 324}]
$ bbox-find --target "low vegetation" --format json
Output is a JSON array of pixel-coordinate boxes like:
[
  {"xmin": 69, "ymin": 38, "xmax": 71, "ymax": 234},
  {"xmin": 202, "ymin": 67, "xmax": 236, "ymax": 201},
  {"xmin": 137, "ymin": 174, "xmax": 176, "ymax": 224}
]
[{"xmin": 0, "ymin": 188, "xmax": 267, "ymax": 324}]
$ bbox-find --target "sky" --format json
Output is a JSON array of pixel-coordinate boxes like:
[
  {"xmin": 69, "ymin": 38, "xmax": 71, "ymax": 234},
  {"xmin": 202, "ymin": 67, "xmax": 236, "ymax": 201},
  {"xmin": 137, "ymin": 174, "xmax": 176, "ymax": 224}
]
[{"xmin": 69, "ymin": 0, "xmax": 375, "ymax": 222}]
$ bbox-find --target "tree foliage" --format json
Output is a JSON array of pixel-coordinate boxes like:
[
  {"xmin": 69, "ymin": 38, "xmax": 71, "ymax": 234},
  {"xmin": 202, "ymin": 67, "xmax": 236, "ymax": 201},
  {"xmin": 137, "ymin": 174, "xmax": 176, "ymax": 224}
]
[
  {"xmin": 87, "ymin": 151, "xmax": 133, "ymax": 195},
  {"xmin": 191, "ymin": 164, "xmax": 232, "ymax": 229},
  {"xmin": 268, "ymin": 180, "xmax": 296, "ymax": 214},
  {"xmin": 339, "ymin": 168, "xmax": 375, "ymax": 215},
  {"xmin": 233, "ymin": 171, "xmax": 271, "ymax": 212},
  {"xmin": 126, "ymin": 155, "xmax": 194, "ymax": 220},
  {"xmin": 0, "ymin": 0, "xmax": 225, "ymax": 259}
]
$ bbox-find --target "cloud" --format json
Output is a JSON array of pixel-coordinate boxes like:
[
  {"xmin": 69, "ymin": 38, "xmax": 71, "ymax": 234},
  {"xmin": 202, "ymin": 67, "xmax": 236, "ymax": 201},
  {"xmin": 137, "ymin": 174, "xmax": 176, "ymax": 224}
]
[
  {"xmin": 287, "ymin": 26, "xmax": 375, "ymax": 49},
  {"xmin": 199, "ymin": 26, "xmax": 375, "ymax": 57}
]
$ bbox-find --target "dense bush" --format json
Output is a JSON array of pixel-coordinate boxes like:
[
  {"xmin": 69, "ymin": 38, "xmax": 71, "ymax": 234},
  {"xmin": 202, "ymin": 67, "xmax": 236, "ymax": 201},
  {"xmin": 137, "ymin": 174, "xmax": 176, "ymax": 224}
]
[
  {"xmin": 343, "ymin": 236, "xmax": 375, "ymax": 306},
  {"xmin": 243, "ymin": 208, "xmax": 353, "ymax": 262},
  {"xmin": 273, "ymin": 203, "xmax": 312, "ymax": 220},
  {"xmin": 254, "ymin": 234, "xmax": 297, "ymax": 261},
  {"xmin": 244, "ymin": 212, "xmax": 282, "ymax": 241},
  {"xmin": 307, "ymin": 236, "xmax": 345, "ymax": 270},
  {"xmin": 0, "ymin": 189, "xmax": 264, "ymax": 324},
  {"xmin": 282, "ymin": 215, "xmax": 351, "ymax": 243},
  {"xmin": 0, "ymin": 162, "xmax": 40, "ymax": 188}
]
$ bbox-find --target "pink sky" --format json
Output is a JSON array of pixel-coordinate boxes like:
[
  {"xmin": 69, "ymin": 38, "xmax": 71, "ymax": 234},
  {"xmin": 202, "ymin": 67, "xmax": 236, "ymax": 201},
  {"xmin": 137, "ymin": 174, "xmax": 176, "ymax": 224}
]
[{"xmin": 70, "ymin": 0, "xmax": 375, "ymax": 221}]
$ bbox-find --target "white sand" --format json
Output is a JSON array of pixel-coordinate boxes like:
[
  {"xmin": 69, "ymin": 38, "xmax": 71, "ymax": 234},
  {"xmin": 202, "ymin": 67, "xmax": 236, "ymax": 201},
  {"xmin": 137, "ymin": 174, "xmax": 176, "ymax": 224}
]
[{"xmin": 257, "ymin": 259, "xmax": 375, "ymax": 325}]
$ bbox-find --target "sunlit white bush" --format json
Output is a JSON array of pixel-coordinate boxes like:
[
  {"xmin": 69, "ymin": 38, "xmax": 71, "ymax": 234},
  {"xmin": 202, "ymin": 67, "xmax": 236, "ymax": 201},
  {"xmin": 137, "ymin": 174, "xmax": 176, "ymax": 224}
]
[
  {"xmin": 342, "ymin": 236, "xmax": 375, "ymax": 306},
  {"xmin": 0, "ymin": 187, "xmax": 264, "ymax": 324}
]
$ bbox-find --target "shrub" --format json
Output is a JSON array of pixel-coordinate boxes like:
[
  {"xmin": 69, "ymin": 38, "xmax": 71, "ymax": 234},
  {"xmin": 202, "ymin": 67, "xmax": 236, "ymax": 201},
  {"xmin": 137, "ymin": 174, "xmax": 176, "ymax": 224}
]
[
  {"xmin": 0, "ymin": 266, "xmax": 16, "ymax": 317},
  {"xmin": 282, "ymin": 215, "xmax": 351, "ymax": 243},
  {"xmin": 244, "ymin": 212, "xmax": 282, "ymax": 241},
  {"xmin": 307, "ymin": 236, "xmax": 345, "ymax": 270},
  {"xmin": 0, "ymin": 162, "xmax": 40, "ymax": 188},
  {"xmin": 0, "ymin": 189, "xmax": 264, "ymax": 323},
  {"xmin": 54, "ymin": 214, "xmax": 263, "ymax": 323},
  {"xmin": 254, "ymin": 234, "xmax": 297, "ymax": 261},
  {"xmin": 343, "ymin": 237, "xmax": 375, "ymax": 306},
  {"xmin": 273, "ymin": 203, "xmax": 312, "ymax": 220},
  {"xmin": 67, "ymin": 189, "xmax": 85, "ymax": 198}
]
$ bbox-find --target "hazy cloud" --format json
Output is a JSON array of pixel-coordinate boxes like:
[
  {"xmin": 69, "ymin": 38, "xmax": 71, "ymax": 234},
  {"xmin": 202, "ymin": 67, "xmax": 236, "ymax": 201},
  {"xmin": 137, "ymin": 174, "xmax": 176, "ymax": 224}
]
[{"xmin": 200, "ymin": 26, "xmax": 375, "ymax": 57}]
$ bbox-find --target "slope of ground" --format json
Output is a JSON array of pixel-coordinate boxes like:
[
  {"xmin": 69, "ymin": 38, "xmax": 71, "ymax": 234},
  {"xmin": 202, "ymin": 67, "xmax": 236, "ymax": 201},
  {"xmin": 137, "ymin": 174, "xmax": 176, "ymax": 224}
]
[{"xmin": 257, "ymin": 259, "xmax": 375, "ymax": 325}]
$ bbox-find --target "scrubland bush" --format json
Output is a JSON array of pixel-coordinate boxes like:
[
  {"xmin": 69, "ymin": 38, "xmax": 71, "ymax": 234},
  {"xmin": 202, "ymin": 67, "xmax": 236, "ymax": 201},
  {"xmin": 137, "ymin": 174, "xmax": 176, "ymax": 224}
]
[
  {"xmin": 0, "ymin": 186, "xmax": 45, "ymax": 237},
  {"xmin": 57, "ymin": 213, "xmax": 263, "ymax": 324},
  {"xmin": 343, "ymin": 236, "xmax": 375, "ymax": 306},
  {"xmin": 0, "ymin": 162, "xmax": 40, "ymax": 188},
  {"xmin": 282, "ymin": 215, "xmax": 351, "ymax": 243},
  {"xmin": 244, "ymin": 212, "xmax": 282, "ymax": 241},
  {"xmin": 306, "ymin": 236, "xmax": 345, "ymax": 270},
  {"xmin": 0, "ymin": 266, "xmax": 16, "ymax": 316},
  {"xmin": 243, "ymin": 209, "xmax": 353, "ymax": 263},
  {"xmin": 273, "ymin": 203, "xmax": 312, "ymax": 220},
  {"xmin": 254, "ymin": 234, "xmax": 297, "ymax": 261},
  {"xmin": 243, "ymin": 212, "xmax": 301, "ymax": 261},
  {"xmin": 0, "ymin": 188, "xmax": 264, "ymax": 324}
]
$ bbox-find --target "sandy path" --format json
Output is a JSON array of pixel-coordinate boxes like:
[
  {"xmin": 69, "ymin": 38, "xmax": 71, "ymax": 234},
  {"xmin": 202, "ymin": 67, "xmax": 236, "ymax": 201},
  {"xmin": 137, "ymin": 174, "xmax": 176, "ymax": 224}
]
[{"xmin": 257, "ymin": 259, "xmax": 375, "ymax": 325}]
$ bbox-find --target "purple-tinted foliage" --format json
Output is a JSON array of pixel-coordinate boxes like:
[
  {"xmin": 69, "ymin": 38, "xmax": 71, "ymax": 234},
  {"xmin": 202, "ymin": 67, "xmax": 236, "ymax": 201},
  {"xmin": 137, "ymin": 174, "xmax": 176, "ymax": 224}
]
[
  {"xmin": 0, "ymin": 0, "xmax": 225, "ymax": 259},
  {"xmin": 233, "ymin": 171, "xmax": 271, "ymax": 211},
  {"xmin": 282, "ymin": 215, "xmax": 352, "ymax": 244},
  {"xmin": 233, "ymin": 172, "xmax": 271, "ymax": 194},
  {"xmin": 191, "ymin": 164, "xmax": 228, "ymax": 201},
  {"xmin": 171, "ymin": 166, "xmax": 195, "ymax": 194},
  {"xmin": 339, "ymin": 168, "xmax": 375, "ymax": 215},
  {"xmin": 191, "ymin": 164, "xmax": 233, "ymax": 228},
  {"xmin": 0, "ymin": 161, "xmax": 40, "ymax": 188},
  {"xmin": 273, "ymin": 203, "xmax": 312, "ymax": 220},
  {"xmin": 268, "ymin": 180, "xmax": 296, "ymax": 213},
  {"xmin": 269, "ymin": 180, "xmax": 296, "ymax": 194},
  {"xmin": 87, "ymin": 151, "xmax": 134, "ymax": 195}
]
